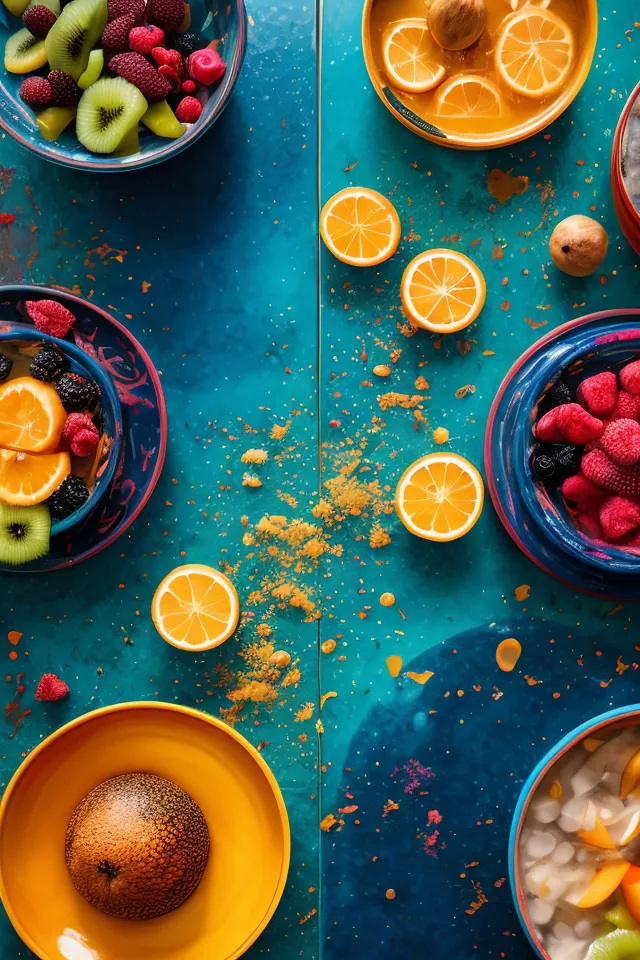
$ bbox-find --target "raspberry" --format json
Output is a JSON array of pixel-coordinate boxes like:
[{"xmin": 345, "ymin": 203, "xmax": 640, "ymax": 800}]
[
  {"xmin": 22, "ymin": 3, "xmax": 57, "ymax": 36},
  {"xmin": 151, "ymin": 45, "xmax": 183, "ymax": 73},
  {"xmin": 620, "ymin": 360, "xmax": 640, "ymax": 396},
  {"xmin": 129, "ymin": 24, "xmax": 165, "ymax": 53},
  {"xmin": 19, "ymin": 76, "xmax": 52, "ymax": 107},
  {"xmin": 176, "ymin": 94, "xmax": 201, "ymax": 122},
  {"xmin": 108, "ymin": 52, "xmax": 171, "ymax": 101},
  {"xmin": 535, "ymin": 403, "xmax": 604, "ymax": 445},
  {"xmin": 582, "ymin": 449, "xmax": 640, "ymax": 500},
  {"xmin": 30, "ymin": 343, "xmax": 69, "ymax": 382},
  {"xmin": 107, "ymin": 0, "xmax": 144, "ymax": 22},
  {"xmin": 600, "ymin": 418, "xmax": 640, "ymax": 467},
  {"xmin": 47, "ymin": 70, "xmax": 80, "ymax": 106},
  {"xmin": 181, "ymin": 78, "xmax": 195, "ymax": 92},
  {"xmin": 56, "ymin": 373, "xmax": 100, "ymax": 412},
  {"xmin": 158, "ymin": 63, "xmax": 181, "ymax": 91},
  {"xmin": 600, "ymin": 496, "xmax": 640, "ymax": 541},
  {"xmin": 613, "ymin": 390, "xmax": 640, "ymax": 421},
  {"xmin": 561, "ymin": 474, "xmax": 606, "ymax": 512},
  {"xmin": 188, "ymin": 46, "xmax": 225, "ymax": 85},
  {"xmin": 35, "ymin": 672, "xmax": 69, "ymax": 701},
  {"xmin": 576, "ymin": 371, "xmax": 618, "ymax": 417},
  {"xmin": 577, "ymin": 508, "xmax": 604, "ymax": 540},
  {"xmin": 47, "ymin": 475, "xmax": 90, "ymax": 518},
  {"xmin": 25, "ymin": 298, "xmax": 75, "ymax": 337},
  {"xmin": 102, "ymin": 13, "xmax": 137, "ymax": 52},
  {"xmin": 62, "ymin": 412, "xmax": 99, "ymax": 457},
  {"xmin": 146, "ymin": 0, "xmax": 185, "ymax": 32}
]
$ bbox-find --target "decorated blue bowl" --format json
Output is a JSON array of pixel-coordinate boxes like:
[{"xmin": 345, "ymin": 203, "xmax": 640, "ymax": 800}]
[
  {"xmin": 509, "ymin": 705, "xmax": 640, "ymax": 960},
  {"xmin": 0, "ymin": 322, "xmax": 122, "ymax": 535},
  {"xmin": 0, "ymin": 0, "xmax": 246, "ymax": 171},
  {"xmin": 485, "ymin": 309, "xmax": 640, "ymax": 602}
]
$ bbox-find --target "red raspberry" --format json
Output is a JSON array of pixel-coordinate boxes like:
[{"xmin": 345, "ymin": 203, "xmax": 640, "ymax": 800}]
[
  {"xmin": 22, "ymin": 3, "xmax": 57, "ymax": 37},
  {"xmin": 102, "ymin": 13, "xmax": 137, "ymax": 52},
  {"xmin": 35, "ymin": 672, "xmax": 69, "ymax": 701},
  {"xmin": 188, "ymin": 47, "xmax": 225, "ymax": 85},
  {"xmin": 19, "ymin": 76, "xmax": 52, "ymax": 107},
  {"xmin": 176, "ymin": 95, "xmax": 202, "ymax": 123},
  {"xmin": 576, "ymin": 371, "xmax": 618, "ymax": 417},
  {"xmin": 62, "ymin": 412, "xmax": 99, "ymax": 457},
  {"xmin": 582, "ymin": 449, "xmax": 640, "ymax": 500},
  {"xmin": 108, "ymin": 52, "xmax": 171, "ymax": 101},
  {"xmin": 600, "ymin": 496, "xmax": 640, "ymax": 541},
  {"xmin": 158, "ymin": 63, "xmax": 181, "ymax": 91},
  {"xmin": 561, "ymin": 474, "xmax": 606, "ymax": 512},
  {"xmin": 151, "ymin": 46, "xmax": 183, "ymax": 73},
  {"xmin": 25, "ymin": 299, "xmax": 75, "ymax": 337},
  {"xmin": 107, "ymin": 0, "xmax": 144, "ymax": 22},
  {"xmin": 620, "ymin": 360, "xmax": 640, "ymax": 396},
  {"xmin": 47, "ymin": 69, "xmax": 80, "ymax": 106},
  {"xmin": 613, "ymin": 390, "xmax": 640, "ymax": 421},
  {"xmin": 577, "ymin": 507, "xmax": 604, "ymax": 540},
  {"xmin": 535, "ymin": 403, "xmax": 604, "ymax": 445},
  {"xmin": 129, "ymin": 24, "xmax": 165, "ymax": 53},
  {"xmin": 146, "ymin": 0, "xmax": 184, "ymax": 32},
  {"xmin": 182, "ymin": 79, "xmax": 196, "ymax": 92},
  {"xmin": 601, "ymin": 418, "xmax": 640, "ymax": 466}
]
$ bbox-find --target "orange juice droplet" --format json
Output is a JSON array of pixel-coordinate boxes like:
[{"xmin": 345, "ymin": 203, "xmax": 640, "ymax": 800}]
[{"xmin": 496, "ymin": 638, "xmax": 521, "ymax": 673}]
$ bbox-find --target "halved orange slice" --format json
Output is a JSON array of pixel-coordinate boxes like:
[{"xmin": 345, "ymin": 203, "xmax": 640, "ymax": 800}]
[
  {"xmin": 495, "ymin": 9, "xmax": 574, "ymax": 99},
  {"xmin": 400, "ymin": 248, "xmax": 486, "ymax": 333},
  {"xmin": 382, "ymin": 19, "xmax": 446, "ymax": 94},
  {"xmin": 395, "ymin": 453, "xmax": 484, "ymax": 542},
  {"xmin": 435, "ymin": 74, "xmax": 504, "ymax": 119},
  {"xmin": 152, "ymin": 564, "xmax": 240, "ymax": 651},
  {"xmin": 0, "ymin": 376, "xmax": 66, "ymax": 453},
  {"xmin": 0, "ymin": 448, "xmax": 70, "ymax": 506},
  {"xmin": 320, "ymin": 187, "xmax": 401, "ymax": 267}
]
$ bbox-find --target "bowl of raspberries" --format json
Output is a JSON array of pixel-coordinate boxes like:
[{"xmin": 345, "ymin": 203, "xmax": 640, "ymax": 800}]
[
  {"xmin": 0, "ymin": 0, "xmax": 246, "ymax": 168},
  {"xmin": 0, "ymin": 300, "xmax": 122, "ymax": 567},
  {"xmin": 486, "ymin": 309, "xmax": 640, "ymax": 600}
]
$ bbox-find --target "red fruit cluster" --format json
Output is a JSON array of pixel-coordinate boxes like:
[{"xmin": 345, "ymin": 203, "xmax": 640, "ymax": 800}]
[
  {"xmin": 19, "ymin": 76, "xmax": 52, "ymax": 107},
  {"xmin": 62, "ymin": 412, "xmax": 100, "ymax": 458},
  {"xmin": 129, "ymin": 24, "xmax": 165, "ymax": 53},
  {"xmin": 35, "ymin": 672, "xmax": 69, "ymax": 702},
  {"xmin": 109, "ymin": 52, "xmax": 172, "ymax": 102},
  {"xmin": 25, "ymin": 299, "xmax": 76, "ymax": 337},
  {"xmin": 22, "ymin": 3, "xmax": 57, "ymax": 37},
  {"xmin": 188, "ymin": 47, "xmax": 226, "ymax": 85}
]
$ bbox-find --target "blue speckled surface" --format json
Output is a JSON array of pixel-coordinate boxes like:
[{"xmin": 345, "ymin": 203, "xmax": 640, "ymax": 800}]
[{"xmin": 3, "ymin": 0, "xmax": 640, "ymax": 958}]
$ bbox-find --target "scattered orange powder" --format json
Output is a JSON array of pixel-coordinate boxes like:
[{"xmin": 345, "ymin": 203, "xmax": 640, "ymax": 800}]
[
  {"xmin": 369, "ymin": 524, "xmax": 391, "ymax": 548},
  {"xmin": 295, "ymin": 703, "xmax": 315, "ymax": 722},
  {"xmin": 405, "ymin": 670, "xmax": 434, "ymax": 685},
  {"xmin": 270, "ymin": 420, "xmax": 292, "ymax": 440},
  {"xmin": 378, "ymin": 392, "xmax": 423, "ymax": 411},
  {"xmin": 321, "ymin": 639, "xmax": 336, "ymax": 654},
  {"xmin": 242, "ymin": 473, "xmax": 262, "ymax": 488},
  {"xmin": 241, "ymin": 448, "xmax": 268, "ymax": 464}
]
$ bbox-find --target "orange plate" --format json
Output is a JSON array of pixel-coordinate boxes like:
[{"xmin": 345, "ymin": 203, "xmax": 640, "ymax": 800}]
[{"xmin": 0, "ymin": 703, "xmax": 290, "ymax": 960}]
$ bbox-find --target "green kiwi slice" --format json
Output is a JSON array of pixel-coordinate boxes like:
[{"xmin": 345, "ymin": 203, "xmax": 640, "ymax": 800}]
[
  {"xmin": 45, "ymin": 0, "xmax": 107, "ymax": 81},
  {"xmin": 4, "ymin": 28, "xmax": 47, "ymax": 74},
  {"xmin": 0, "ymin": 503, "xmax": 50, "ymax": 566},
  {"xmin": 588, "ymin": 928, "xmax": 640, "ymax": 958},
  {"xmin": 76, "ymin": 77, "xmax": 146, "ymax": 154},
  {"xmin": 77, "ymin": 47, "xmax": 103, "ymax": 89}
]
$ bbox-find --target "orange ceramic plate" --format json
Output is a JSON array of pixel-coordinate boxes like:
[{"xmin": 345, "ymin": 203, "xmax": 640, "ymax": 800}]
[{"xmin": 0, "ymin": 702, "xmax": 290, "ymax": 960}]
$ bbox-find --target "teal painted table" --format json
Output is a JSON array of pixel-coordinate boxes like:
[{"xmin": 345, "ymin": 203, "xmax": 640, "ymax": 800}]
[{"xmin": 1, "ymin": 1, "xmax": 640, "ymax": 957}]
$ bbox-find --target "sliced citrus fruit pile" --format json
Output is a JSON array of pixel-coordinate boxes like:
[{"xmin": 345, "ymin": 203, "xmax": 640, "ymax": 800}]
[
  {"xmin": 152, "ymin": 564, "xmax": 240, "ymax": 651},
  {"xmin": 382, "ymin": 19, "xmax": 446, "ymax": 94},
  {"xmin": 495, "ymin": 9, "xmax": 574, "ymax": 99},
  {"xmin": 0, "ymin": 376, "xmax": 66, "ymax": 453},
  {"xmin": 434, "ymin": 75, "xmax": 504, "ymax": 119},
  {"xmin": 400, "ymin": 248, "xmax": 486, "ymax": 333},
  {"xmin": 320, "ymin": 187, "xmax": 401, "ymax": 267},
  {"xmin": 396, "ymin": 453, "xmax": 484, "ymax": 542},
  {"xmin": 0, "ymin": 448, "xmax": 70, "ymax": 507}
]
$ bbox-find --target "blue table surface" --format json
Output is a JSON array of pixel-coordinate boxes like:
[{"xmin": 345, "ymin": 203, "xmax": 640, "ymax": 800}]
[{"xmin": 2, "ymin": 1, "xmax": 640, "ymax": 957}]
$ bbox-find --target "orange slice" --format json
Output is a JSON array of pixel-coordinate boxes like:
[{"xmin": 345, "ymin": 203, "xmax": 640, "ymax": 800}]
[
  {"xmin": 152, "ymin": 564, "xmax": 240, "ymax": 651},
  {"xmin": 395, "ymin": 453, "xmax": 484, "ymax": 542},
  {"xmin": 577, "ymin": 861, "xmax": 630, "ymax": 909},
  {"xmin": 495, "ymin": 9, "xmax": 574, "ymax": 99},
  {"xmin": 320, "ymin": 187, "xmax": 401, "ymax": 267},
  {"xmin": 400, "ymin": 248, "xmax": 486, "ymax": 333},
  {"xmin": 435, "ymin": 74, "xmax": 504, "ymax": 119},
  {"xmin": 382, "ymin": 19, "xmax": 446, "ymax": 94},
  {"xmin": 510, "ymin": 0, "xmax": 550, "ymax": 8},
  {"xmin": 0, "ymin": 376, "xmax": 66, "ymax": 453},
  {"xmin": 0, "ymin": 448, "xmax": 70, "ymax": 506}
]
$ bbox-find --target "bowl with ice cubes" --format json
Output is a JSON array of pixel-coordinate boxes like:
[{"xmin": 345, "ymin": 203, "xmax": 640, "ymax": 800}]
[
  {"xmin": 612, "ymin": 82, "xmax": 640, "ymax": 258},
  {"xmin": 510, "ymin": 706, "xmax": 640, "ymax": 960}
]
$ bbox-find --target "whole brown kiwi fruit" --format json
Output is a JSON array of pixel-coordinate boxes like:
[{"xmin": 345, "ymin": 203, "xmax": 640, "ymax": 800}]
[
  {"xmin": 549, "ymin": 215, "xmax": 609, "ymax": 278},
  {"xmin": 65, "ymin": 773, "xmax": 210, "ymax": 920},
  {"xmin": 428, "ymin": 0, "xmax": 487, "ymax": 51}
]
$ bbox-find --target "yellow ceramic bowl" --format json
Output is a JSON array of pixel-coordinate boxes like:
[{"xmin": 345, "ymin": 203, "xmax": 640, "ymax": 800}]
[
  {"xmin": 0, "ymin": 702, "xmax": 290, "ymax": 960},
  {"xmin": 362, "ymin": 0, "xmax": 598, "ymax": 149}
]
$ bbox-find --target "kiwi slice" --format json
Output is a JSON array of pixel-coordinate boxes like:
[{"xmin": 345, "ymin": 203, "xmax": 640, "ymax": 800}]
[
  {"xmin": 77, "ymin": 46, "xmax": 103, "ymax": 89},
  {"xmin": 45, "ymin": 0, "xmax": 107, "ymax": 80},
  {"xmin": 113, "ymin": 124, "xmax": 139, "ymax": 156},
  {"xmin": 0, "ymin": 502, "xmax": 50, "ymax": 566},
  {"xmin": 37, "ymin": 104, "xmax": 76, "ymax": 140},
  {"xmin": 4, "ymin": 28, "xmax": 47, "ymax": 73},
  {"xmin": 76, "ymin": 77, "xmax": 146, "ymax": 153},
  {"xmin": 141, "ymin": 100, "xmax": 185, "ymax": 139}
]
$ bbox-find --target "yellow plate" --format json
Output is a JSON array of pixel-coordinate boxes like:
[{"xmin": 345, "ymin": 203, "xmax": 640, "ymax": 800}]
[{"xmin": 0, "ymin": 702, "xmax": 290, "ymax": 960}]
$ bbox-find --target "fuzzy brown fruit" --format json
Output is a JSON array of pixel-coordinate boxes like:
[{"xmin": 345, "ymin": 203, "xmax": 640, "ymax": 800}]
[
  {"xmin": 549, "ymin": 215, "xmax": 609, "ymax": 278},
  {"xmin": 428, "ymin": 0, "xmax": 486, "ymax": 51}
]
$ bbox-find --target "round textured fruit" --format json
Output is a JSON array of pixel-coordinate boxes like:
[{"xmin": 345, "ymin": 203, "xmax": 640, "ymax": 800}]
[
  {"xmin": 382, "ymin": 19, "xmax": 446, "ymax": 93},
  {"xmin": 0, "ymin": 376, "xmax": 67, "ymax": 453},
  {"xmin": 320, "ymin": 187, "xmax": 401, "ymax": 267},
  {"xmin": 0, "ymin": 448, "xmax": 70, "ymax": 506},
  {"xmin": 549, "ymin": 215, "xmax": 609, "ymax": 277},
  {"xmin": 400, "ymin": 248, "xmax": 485, "ymax": 333},
  {"xmin": 65, "ymin": 773, "xmax": 210, "ymax": 920},
  {"xmin": 428, "ymin": 0, "xmax": 486, "ymax": 51},
  {"xmin": 152, "ymin": 564, "xmax": 239, "ymax": 650},
  {"xmin": 395, "ymin": 452, "xmax": 484, "ymax": 541},
  {"xmin": 495, "ymin": 9, "xmax": 574, "ymax": 99}
]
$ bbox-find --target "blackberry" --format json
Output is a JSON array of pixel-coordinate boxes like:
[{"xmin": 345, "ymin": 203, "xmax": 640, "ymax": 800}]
[
  {"xmin": 0, "ymin": 352, "xmax": 13, "ymax": 383},
  {"xmin": 537, "ymin": 380, "xmax": 573, "ymax": 417},
  {"xmin": 552, "ymin": 444, "xmax": 582, "ymax": 481},
  {"xmin": 47, "ymin": 475, "xmax": 90, "ymax": 520},
  {"xmin": 30, "ymin": 343, "xmax": 69, "ymax": 382},
  {"xmin": 532, "ymin": 453, "xmax": 556, "ymax": 481},
  {"xmin": 56, "ymin": 373, "xmax": 100, "ymax": 412},
  {"xmin": 169, "ymin": 31, "xmax": 205, "ymax": 55}
]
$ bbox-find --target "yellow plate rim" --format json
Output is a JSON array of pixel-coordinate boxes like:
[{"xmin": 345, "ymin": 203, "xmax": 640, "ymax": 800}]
[{"xmin": 0, "ymin": 701, "xmax": 291, "ymax": 960}]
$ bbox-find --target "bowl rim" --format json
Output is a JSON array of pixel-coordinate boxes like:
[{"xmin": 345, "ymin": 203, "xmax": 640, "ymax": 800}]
[
  {"xmin": 508, "ymin": 703, "xmax": 640, "ymax": 960},
  {"xmin": 612, "ymin": 80, "xmax": 640, "ymax": 229},
  {"xmin": 0, "ymin": 0, "xmax": 247, "ymax": 172},
  {"xmin": 361, "ymin": 0, "xmax": 599, "ymax": 150},
  {"xmin": 0, "ymin": 323, "xmax": 123, "ymax": 535},
  {"xmin": 0, "ymin": 283, "xmax": 167, "ymax": 561},
  {"xmin": 0, "ymin": 700, "xmax": 291, "ymax": 960}
]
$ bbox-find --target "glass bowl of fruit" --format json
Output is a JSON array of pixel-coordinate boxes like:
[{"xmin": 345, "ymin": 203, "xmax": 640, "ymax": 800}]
[
  {"xmin": 0, "ymin": 0, "xmax": 246, "ymax": 169},
  {"xmin": 509, "ymin": 705, "xmax": 640, "ymax": 960},
  {"xmin": 485, "ymin": 309, "xmax": 640, "ymax": 601},
  {"xmin": 0, "ymin": 318, "xmax": 121, "ymax": 568}
]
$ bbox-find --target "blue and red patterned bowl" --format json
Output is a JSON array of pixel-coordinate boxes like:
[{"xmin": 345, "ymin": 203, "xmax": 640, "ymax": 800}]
[{"xmin": 485, "ymin": 309, "xmax": 640, "ymax": 601}]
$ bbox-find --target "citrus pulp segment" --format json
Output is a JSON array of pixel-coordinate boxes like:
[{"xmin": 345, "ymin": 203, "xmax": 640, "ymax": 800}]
[{"xmin": 0, "ymin": 449, "xmax": 71, "ymax": 506}]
